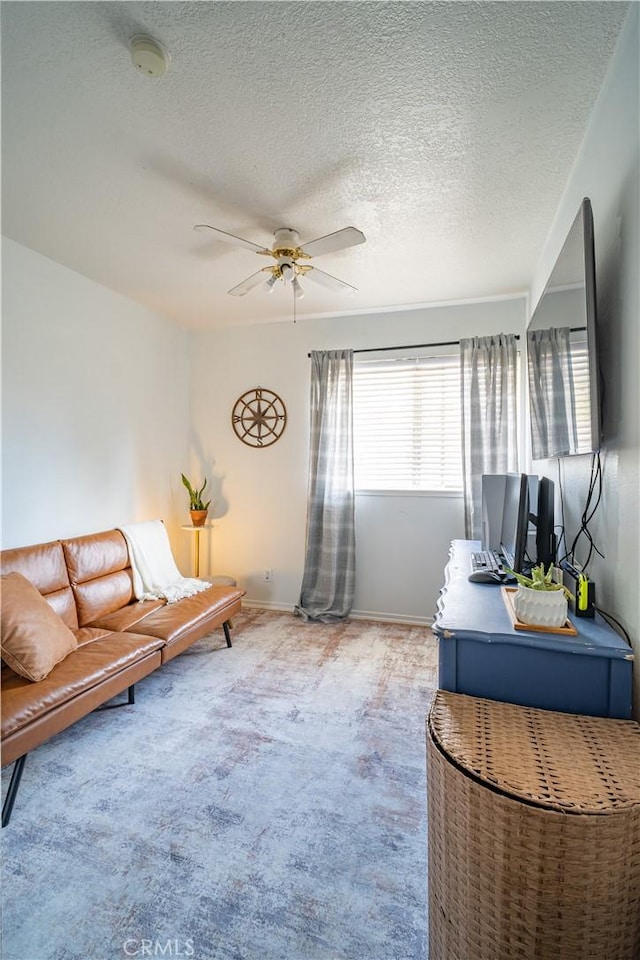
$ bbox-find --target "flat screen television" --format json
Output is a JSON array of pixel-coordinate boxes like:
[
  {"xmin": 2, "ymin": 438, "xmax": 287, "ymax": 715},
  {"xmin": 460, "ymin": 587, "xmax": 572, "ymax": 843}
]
[{"xmin": 526, "ymin": 197, "xmax": 601, "ymax": 459}]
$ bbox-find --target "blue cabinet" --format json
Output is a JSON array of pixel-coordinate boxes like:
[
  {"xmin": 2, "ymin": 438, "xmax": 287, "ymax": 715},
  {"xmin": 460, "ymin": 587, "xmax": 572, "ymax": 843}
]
[{"xmin": 434, "ymin": 540, "xmax": 634, "ymax": 719}]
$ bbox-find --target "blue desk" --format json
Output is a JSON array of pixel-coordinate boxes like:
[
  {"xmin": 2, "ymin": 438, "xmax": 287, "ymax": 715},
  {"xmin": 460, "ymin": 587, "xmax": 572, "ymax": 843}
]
[{"xmin": 434, "ymin": 540, "xmax": 634, "ymax": 719}]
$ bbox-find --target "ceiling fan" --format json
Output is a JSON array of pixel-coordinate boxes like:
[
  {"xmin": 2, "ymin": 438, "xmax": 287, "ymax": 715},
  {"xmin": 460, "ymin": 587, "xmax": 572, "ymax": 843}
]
[{"xmin": 193, "ymin": 223, "xmax": 366, "ymax": 299}]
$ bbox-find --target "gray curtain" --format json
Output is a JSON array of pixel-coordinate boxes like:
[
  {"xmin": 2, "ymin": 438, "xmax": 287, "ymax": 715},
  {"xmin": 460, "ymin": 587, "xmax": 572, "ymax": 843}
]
[
  {"xmin": 527, "ymin": 326, "xmax": 577, "ymax": 459},
  {"xmin": 295, "ymin": 349, "xmax": 356, "ymax": 622},
  {"xmin": 461, "ymin": 333, "xmax": 519, "ymax": 539}
]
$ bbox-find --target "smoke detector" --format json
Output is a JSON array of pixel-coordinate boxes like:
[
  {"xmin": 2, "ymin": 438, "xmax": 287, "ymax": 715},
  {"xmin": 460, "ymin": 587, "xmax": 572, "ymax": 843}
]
[{"xmin": 130, "ymin": 35, "xmax": 169, "ymax": 78}]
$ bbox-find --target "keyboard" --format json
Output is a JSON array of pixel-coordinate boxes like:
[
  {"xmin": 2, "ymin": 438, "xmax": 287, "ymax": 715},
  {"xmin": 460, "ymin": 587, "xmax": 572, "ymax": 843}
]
[{"xmin": 470, "ymin": 549, "xmax": 504, "ymax": 574}]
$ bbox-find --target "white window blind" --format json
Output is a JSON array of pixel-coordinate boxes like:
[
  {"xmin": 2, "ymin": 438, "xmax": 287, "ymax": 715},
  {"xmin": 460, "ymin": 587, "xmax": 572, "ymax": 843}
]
[{"xmin": 353, "ymin": 354, "xmax": 463, "ymax": 491}]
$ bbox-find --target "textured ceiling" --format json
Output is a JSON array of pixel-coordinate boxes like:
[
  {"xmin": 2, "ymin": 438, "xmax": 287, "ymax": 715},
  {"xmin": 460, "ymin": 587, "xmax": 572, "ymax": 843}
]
[{"xmin": 0, "ymin": 1, "xmax": 629, "ymax": 329}]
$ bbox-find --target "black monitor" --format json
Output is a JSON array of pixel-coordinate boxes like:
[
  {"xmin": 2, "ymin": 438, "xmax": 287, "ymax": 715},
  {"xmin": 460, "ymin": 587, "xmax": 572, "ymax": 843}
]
[
  {"xmin": 500, "ymin": 474, "xmax": 529, "ymax": 574},
  {"xmin": 530, "ymin": 476, "xmax": 556, "ymax": 569}
]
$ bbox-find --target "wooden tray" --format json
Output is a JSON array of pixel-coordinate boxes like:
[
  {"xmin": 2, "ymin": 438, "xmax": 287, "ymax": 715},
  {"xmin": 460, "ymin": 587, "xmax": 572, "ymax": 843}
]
[{"xmin": 501, "ymin": 586, "xmax": 578, "ymax": 636}]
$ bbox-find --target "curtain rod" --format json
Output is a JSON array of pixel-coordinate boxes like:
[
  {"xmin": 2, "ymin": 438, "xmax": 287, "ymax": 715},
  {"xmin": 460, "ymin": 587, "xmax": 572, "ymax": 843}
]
[
  {"xmin": 306, "ymin": 325, "xmax": 587, "ymax": 358},
  {"xmin": 307, "ymin": 334, "xmax": 522, "ymax": 358}
]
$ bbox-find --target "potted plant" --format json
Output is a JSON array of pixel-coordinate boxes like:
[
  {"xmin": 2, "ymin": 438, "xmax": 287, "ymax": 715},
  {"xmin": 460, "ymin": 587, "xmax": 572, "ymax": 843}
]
[
  {"xmin": 507, "ymin": 563, "xmax": 574, "ymax": 629},
  {"xmin": 181, "ymin": 474, "xmax": 211, "ymax": 527}
]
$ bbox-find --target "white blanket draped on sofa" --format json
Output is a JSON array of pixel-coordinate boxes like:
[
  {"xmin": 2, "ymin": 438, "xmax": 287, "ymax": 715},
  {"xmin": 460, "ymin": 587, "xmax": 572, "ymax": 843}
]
[{"xmin": 119, "ymin": 520, "xmax": 210, "ymax": 604}]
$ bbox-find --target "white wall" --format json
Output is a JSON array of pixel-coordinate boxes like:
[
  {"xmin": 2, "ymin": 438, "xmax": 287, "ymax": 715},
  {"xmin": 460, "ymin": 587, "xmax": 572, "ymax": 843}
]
[
  {"xmin": 190, "ymin": 297, "xmax": 526, "ymax": 622},
  {"xmin": 530, "ymin": 8, "xmax": 640, "ymax": 714},
  {"xmin": 1, "ymin": 239, "xmax": 191, "ymax": 568}
]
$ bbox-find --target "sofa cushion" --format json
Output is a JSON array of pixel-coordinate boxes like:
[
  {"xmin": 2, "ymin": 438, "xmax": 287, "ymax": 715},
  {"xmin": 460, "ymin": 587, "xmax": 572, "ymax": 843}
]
[
  {"xmin": 74, "ymin": 626, "xmax": 116, "ymax": 646},
  {"xmin": 61, "ymin": 530, "xmax": 134, "ymax": 626},
  {"xmin": 62, "ymin": 529, "xmax": 129, "ymax": 583},
  {"xmin": 88, "ymin": 598, "xmax": 165, "ymax": 634},
  {"xmin": 131, "ymin": 584, "xmax": 244, "ymax": 650},
  {"xmin": 1, "ymin": 631, "xmax": 164, "ymax": 740},
  {"xmin": 72, "ymin": 570, "xmax": 135, "ymax": 627},
  {"xmin": 0, "ymin": 540, "xmax": 78, "ymax": 629},
  {"xmin": 1, "ymin": 572, "xmax": 78, "ymax": 682}
]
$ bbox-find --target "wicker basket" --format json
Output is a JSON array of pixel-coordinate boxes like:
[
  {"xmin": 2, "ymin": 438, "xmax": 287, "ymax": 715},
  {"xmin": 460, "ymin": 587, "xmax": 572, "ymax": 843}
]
[{"xmin": 426, "ymin": 691, "xmax": 640, "ymax": 960}]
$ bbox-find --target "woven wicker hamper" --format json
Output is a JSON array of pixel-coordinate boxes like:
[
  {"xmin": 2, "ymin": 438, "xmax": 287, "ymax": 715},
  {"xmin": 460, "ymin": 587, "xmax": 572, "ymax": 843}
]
[{"xmin": 426, "ymin": 691, "xmax": 640, "ymax": 960}]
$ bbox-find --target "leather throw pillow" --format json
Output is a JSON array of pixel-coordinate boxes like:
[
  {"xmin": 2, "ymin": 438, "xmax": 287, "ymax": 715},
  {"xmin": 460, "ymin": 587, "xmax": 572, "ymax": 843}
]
[{"xmin": 1, "ymin": 571, "xmax": 77, "ymax": 681}]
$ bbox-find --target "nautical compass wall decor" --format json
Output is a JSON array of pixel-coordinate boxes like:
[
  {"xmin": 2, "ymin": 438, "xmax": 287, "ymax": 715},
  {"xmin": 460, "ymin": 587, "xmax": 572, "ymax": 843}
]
[{"xmin": 231, "ymin": 387, "xmax": 287, "ymax": 447}]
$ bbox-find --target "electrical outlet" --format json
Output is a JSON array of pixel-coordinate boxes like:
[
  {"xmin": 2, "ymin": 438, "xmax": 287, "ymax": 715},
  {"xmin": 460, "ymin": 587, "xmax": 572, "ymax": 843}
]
[{"xmin": 264, "ymin": 569, "xmax": 272, "ymax": 582}]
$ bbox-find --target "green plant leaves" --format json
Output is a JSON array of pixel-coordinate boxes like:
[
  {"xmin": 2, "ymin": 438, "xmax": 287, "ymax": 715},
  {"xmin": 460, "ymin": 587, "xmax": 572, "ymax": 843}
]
[
  {"xmin": 181, "ymin": 474, "xmax": 210, "ymax": 511},
  {"xmin": 504, "ymin": 563, "xmax": 574, "ymax": 600}
]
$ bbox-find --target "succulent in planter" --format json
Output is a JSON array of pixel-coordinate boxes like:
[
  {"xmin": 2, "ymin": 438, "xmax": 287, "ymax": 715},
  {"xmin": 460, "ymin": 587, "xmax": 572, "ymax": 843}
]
[
  {"xmin": 506, "ymin": 563, "xmax": 574, "ymax": 629},
  {"xmin": 507, "ymin": 563, "xmax": 574, "ymax": 600},
  {"xmin": 181, "ymin": 474, "xmax": 211, "ymax": 526}
]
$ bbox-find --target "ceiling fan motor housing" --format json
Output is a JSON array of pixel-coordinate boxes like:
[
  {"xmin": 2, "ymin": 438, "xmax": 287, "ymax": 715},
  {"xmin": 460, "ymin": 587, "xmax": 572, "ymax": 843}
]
[{"xmin": 273, "ymin": 228, "xmax": 301, "ymax": 256}]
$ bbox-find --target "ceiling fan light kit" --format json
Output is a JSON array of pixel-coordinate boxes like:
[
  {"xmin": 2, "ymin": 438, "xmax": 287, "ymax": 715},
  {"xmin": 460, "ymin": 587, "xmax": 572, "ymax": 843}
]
[
  {"xmin": 130, "ymin": 35, "xmax": 169, "ymax": 78},
  {"xmin": 194, "ymin": 222, "xmax": 365, "ymax": 300},
  {"xmin": 280, "ymin": 262, "xmax": 295, "ymax": 283}
]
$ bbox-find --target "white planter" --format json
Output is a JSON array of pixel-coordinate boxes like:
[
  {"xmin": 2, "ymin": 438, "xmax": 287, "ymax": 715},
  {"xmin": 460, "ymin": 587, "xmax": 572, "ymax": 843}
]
[{"xmin": 513, "ymin": 585, "xmax": 568, "ymax": 629}]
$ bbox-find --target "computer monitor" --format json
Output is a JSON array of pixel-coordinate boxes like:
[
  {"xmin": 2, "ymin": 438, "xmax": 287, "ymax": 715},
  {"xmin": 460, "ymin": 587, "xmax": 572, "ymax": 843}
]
[
  {"xmin": 530, "ymin": 476, "xmax": 556, "ymax": 569},
  {"xmin": 481, "ymin": 474, "xmax": 508, "ymax": 551},
  {"xmin": 500, "ymin": 473, "xmax": 529, "ymax": 574}
]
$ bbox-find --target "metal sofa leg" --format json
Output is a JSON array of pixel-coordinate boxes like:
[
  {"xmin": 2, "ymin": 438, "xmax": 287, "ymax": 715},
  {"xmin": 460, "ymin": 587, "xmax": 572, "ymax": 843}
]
[
  {"xmin": 223, "ymin": 621, "xmax": 232, "ymax": 648},
  {"xmin": 96, "ymin": 684, "xmax": 135, "ymax": 711},
  {"xmin": 2, "ymin": 754, "xmax": 27, "ymax": 828}
]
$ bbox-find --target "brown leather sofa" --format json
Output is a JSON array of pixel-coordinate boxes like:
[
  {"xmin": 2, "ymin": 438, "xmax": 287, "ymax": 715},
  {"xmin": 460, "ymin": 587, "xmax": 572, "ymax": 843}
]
[{"xmin": 1, "ymin": 528, "xmax": 245, "ymax": 826}]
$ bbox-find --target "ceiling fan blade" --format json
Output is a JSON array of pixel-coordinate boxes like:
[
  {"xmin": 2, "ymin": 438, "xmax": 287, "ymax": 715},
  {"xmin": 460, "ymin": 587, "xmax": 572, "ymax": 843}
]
[
  {"xmin": 194, "ymin": 224, "xmax": 270, "ymax": 256},
  {"xmin": 228, "ymin": 269, "xmax": 271, "ymax": 297},
  {"xmin": 305, "ymin": 266, "xmax": 358, "ymax": 293},
  {"xmin": 299, "ymin": 226, "xmax": 366, "ymax": 258}
]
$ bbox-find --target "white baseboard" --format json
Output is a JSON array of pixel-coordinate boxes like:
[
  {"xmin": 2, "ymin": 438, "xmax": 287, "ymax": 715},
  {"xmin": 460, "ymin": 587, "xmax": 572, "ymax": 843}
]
[
  {"xmin": 242, "ymin": 599, "xmax": 295, "ymax": 614},
  {"xmin": 350, "ymin": 609, "xmax": 434, "ymax": 627},
  {"xmin": 241, "ymin": 597, "xmax": 433, "ymax": 627}
]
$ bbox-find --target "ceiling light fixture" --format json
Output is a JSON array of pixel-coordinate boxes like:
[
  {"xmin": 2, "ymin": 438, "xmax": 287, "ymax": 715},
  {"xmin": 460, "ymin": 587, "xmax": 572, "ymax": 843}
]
[
  {"xmin": 130, "ymin": 35, "xmax": 169, "ymax": 78},
  {"xmin": 292, "ymin": 277, "xmax": 304, "ymax": 300},
  {"xmin": 280, "ymin": 263, "xmax": 294, "ymax": 284}
]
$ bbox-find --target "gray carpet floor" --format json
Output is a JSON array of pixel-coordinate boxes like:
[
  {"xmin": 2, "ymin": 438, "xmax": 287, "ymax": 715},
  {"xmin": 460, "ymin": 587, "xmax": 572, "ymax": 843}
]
[{"xmin": 1, "ymin": 608, "xmax": 438, "ymax": 960}]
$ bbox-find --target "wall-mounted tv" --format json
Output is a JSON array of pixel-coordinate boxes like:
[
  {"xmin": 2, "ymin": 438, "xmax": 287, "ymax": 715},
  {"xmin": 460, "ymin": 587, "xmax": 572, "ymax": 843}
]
[{"xmin": 526, "ymin": 197, "xmax": 601, "ymax": 459}]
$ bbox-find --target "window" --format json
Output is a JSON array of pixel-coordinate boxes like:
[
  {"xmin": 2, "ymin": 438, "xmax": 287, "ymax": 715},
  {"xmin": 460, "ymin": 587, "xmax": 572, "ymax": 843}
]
[{"xmin": 352, "ymin": 353, "xmax": 463, "ymax": 491}]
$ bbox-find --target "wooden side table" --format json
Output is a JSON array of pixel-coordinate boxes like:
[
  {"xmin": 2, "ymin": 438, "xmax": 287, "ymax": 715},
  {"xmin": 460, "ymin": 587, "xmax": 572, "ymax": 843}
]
[
  {"xmin": 180, "ymin": 522, "xmax": 214, "ymax": 578},
  {"xmin": 180, "ymin": 524, "xmax": 237, "ymax": 586}
]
